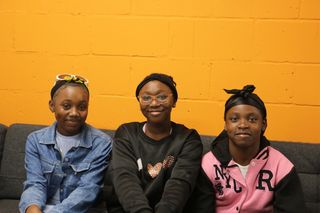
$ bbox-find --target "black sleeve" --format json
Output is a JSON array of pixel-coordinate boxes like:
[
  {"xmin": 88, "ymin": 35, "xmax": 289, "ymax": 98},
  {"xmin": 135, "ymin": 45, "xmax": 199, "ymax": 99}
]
[
  {"xmin": 155, "ymin": 130, "xmax": 203, "ymax": 213},
  {"xmin": 274, "ymin": 167, "xmax": 307, "ymax": 213},
  {"xmin": 183, "ymin": 168, "xmax": 215, "ymax": 213},
  {"xmin": 112, "ymin": 125, "xmax": 153, "ymax": 213}
]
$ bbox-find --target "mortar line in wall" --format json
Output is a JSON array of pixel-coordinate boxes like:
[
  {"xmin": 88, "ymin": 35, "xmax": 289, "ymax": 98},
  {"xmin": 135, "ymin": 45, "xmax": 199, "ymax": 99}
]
[
  {"xmin": 42, "ymin": 13, "xmax": 311, "ymax": 21},
  {"xmin": 265, "ymin": 102, "xmax": 320, "ymax": 107},
  {"xmin": 298, "ymin": 0, "xmax": 302, "ymax": 18},
  {"xmin": 102, "ymin": 14, "xmax": 320, "ymax": 21},
  {"xmin": 129, "ymin": 0, "xmax": 133, "ymax": 15},
  {"xmin": 80, "ymin": 14, "xmax": 317, "ymax": 21},
  {"xmin": 55, "ymin": 53, "xmax": 91, "ymax": 56},
  {"xmin": 12, "ymin": 19, "xmax": 16, "ymax": 52},
  {"xmin": 208, "ymin": 62, "xmax": 213, "ymax": 101},
  {"xmin": 14, "ymin": 50, "xmax": 42, "ymax": 54},
  {"xmin": 166, "ymin": 58, "xmax": 254, "ymax": 63},
  {"xmin": 91, "ymin": 53, "xmax": 159, "ymax": 58},
  {"xmin": 191, "ymin": 20, "xmax": 195, "ymax": 58},
  {"xmin": 13, "ymin": 51, "xmax": 92, "ymax": 56},
  {"xmin": 315, "ymin": 22, "xmax": 320, "ymax": 40},
  {"xmin": 36, "ymin": 53, "xmax": 167, "ymax": 60},
  {"xmin": 167, "ymin": 58, "xmax": 320, "ymax": 66},
  {"xmin": 252, "ymin": 6, "xmax": 257, "ymax": 62},
  {"xmin": 252, "ymin": 60, "xmax": 320, "ymax": 65},
  {"xmin": 96, "ymin": 94, "xmax": 135, "ymax": 98},
  {"xmin": 7, "ymin": 11, "xmax": 320, "ymax": 21}
]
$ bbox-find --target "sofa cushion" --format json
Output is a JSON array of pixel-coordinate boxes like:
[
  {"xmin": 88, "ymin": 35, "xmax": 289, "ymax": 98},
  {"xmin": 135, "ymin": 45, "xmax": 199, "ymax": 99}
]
[
  {"xmin": 200, "ymin": 135, "xmax": 215, "ymax": 154},
  {"xmin": 0, "ymin": 124, "xmax": 7, "ymax": 171},
  {"xmin": 0, "ymin": 124, "xmax": 319, "ymax": 213},
  {"xmin": 271, "ymin": 141, "xmax": 320, "ymax": 213},
  {"xmin": 0, "ymin": 124, "xmax": 45, "ymax": 199},
  {"xmin": 0, "ymin": 199, "xmax": 19, "ymax": 213}
]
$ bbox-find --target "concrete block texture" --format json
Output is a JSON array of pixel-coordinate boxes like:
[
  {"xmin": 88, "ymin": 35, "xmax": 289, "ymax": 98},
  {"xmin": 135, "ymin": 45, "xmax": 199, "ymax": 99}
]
[
  {"xmin": 254, "ymin": 20, "xmax": 320, "ymax": 63},
  {"xmin": 91, "ymin": 17, "xmax": 168, "ymax": 56},
  {"xmin": 0, "ymin": 0, "xmax": 319, "ymax": 143},
  {"xmin": 212, "ymin": 0, "xmax": 300, "ymax": 18}
]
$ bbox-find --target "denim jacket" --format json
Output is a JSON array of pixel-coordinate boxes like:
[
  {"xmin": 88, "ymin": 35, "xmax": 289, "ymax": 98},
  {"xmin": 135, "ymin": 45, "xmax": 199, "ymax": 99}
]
[{"xmin": 19, "ymin": 122, "xmax": 112, "ymax": 213}]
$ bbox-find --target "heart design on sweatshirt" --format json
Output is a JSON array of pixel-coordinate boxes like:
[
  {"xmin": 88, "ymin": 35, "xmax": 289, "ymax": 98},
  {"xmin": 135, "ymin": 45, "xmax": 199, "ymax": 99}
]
[{"xmin": 147, "ymin": 162, "xmax": 162, "ymax": 178}]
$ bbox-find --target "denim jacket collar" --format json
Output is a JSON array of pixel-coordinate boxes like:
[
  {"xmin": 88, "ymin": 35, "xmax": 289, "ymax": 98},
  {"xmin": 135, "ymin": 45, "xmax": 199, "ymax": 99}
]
[{"xmin": 39, "ymin": 122, "xmax": 93, "ymax": 148}]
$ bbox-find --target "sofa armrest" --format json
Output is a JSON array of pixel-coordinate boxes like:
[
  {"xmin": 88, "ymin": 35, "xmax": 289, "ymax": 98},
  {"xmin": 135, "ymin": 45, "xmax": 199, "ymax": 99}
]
[
  {"xmin": 271, "ymin": 141, "xmax": 320, "ymax": 213},
  {"xmin": 0, "ymin": 124, "xmax": 7, "ymax": 171},
  {"xmin": 0, "ymin": 123, "xmax": 46, "ymax": 199}
]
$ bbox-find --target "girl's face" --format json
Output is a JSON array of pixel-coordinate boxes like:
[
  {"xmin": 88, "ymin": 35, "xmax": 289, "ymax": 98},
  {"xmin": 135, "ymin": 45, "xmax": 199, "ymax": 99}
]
[
  {"xmin": 224, "ymin": 104, "xmax": 266, "ymax": 150},
  {"xmin": 49, "ymin": 85, "xmax": 89, "ymax": 136},
  {"xmin": 138, "ymin": 80, "xmax": 176, "ymax": 125}
]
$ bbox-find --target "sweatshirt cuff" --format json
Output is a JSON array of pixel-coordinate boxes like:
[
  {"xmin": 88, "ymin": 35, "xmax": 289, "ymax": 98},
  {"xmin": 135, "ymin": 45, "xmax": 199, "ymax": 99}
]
[{"xmin": 155, "ymin": 203, "xmax": 174, "ymax": 213}]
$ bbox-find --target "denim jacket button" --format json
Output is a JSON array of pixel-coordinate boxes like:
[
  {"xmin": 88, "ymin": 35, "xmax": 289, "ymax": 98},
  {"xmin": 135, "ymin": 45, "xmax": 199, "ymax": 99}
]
[{"xmin": 65, "ymin": 158, "xmax": 69, "ymax": 162}]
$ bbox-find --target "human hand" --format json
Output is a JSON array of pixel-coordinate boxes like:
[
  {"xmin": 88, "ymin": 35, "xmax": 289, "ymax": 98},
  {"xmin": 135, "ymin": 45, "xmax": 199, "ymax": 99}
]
[{"xmin": 26, "ymin": 204, "xmax": 42, "ymax": 213}]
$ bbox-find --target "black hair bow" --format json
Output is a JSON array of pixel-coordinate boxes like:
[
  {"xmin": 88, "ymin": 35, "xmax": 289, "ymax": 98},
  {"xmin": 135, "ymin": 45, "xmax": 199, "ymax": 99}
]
[{"xmin": 224, "ymin": 85, "xmax": 255, "ymax": 98}]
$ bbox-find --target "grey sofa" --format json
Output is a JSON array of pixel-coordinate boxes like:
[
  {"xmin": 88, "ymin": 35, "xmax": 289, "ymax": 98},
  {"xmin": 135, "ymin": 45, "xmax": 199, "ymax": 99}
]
[{"xmin": 0, "ymin": 123, "xmax": 319, "ymax": 213}]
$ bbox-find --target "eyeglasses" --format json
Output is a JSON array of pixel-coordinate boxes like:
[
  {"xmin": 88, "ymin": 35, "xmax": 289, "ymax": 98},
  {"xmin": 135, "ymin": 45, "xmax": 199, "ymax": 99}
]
[
  {"xmin": 55, "ymin": 74, "xmax": 89, "ymax": 87},
  {"xmin": 138, "ymin": 93, "xmax": 173, "ymax": 105}
]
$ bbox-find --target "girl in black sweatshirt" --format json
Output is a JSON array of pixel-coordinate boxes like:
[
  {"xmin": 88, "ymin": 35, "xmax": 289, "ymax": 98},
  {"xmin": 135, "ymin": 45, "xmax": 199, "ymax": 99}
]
[{"xmin": 106, "ymin": 73, "xmax": 203, "ymax": 213}]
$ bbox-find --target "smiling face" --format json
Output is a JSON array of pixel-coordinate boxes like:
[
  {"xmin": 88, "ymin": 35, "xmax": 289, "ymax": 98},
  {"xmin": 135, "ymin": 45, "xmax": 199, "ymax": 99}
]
[
  {"xmin": 224, "ymin": 104, "xmax": 267, "ymax": 150},
  {"xmin": 138, "ymin": 80, "xmax": 176, "ymax": 125},
  {"xmin": 49, "ymin": 84, "xmax": 89, "ymax": 136}
]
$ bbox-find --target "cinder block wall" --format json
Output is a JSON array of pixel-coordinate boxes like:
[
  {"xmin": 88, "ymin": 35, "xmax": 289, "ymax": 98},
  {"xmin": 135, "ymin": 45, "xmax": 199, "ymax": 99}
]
[{"xmin": 0, "ymin": 1, "xmax": 319, "ymax": 143}]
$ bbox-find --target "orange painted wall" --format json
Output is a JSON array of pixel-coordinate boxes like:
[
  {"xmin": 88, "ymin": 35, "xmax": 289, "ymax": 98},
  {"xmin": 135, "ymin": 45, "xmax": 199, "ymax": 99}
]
[{"xmin": 0, "ymin": 1, "xmax": 319, "ymax": 143}]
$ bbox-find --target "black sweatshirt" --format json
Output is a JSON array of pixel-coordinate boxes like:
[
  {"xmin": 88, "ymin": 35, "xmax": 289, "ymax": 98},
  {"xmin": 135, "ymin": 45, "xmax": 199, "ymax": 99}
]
[{"xmin": 108, "ymin": 122, "xmax": 202, "ymax": 213}]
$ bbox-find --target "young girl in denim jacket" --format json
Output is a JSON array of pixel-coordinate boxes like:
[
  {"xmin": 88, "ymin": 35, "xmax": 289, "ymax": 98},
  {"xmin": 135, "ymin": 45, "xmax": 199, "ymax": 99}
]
[{"xmin": 19, "ymin": 74, "xmax": 112, "ymax": 213}]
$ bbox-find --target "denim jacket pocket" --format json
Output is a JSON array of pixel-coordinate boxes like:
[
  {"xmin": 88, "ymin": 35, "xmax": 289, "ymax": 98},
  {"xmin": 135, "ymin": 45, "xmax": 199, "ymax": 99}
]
[
  {"xmin": 41, "ymin": 158, "xmax": 55, "ymax": 174},
  {"xmin": 70, "ymin": 162, "xmax": 91, "ymax": 175},
  {"xmin": 40, "ymin": 158, "xmax": 57, "ymax": 190}
]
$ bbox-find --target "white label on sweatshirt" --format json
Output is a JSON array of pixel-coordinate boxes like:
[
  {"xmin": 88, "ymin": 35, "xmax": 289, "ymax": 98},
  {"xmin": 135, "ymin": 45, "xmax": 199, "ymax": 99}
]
[{"xmin": 137, "ymin": 158, "xmax": 143, "ymax": 171}]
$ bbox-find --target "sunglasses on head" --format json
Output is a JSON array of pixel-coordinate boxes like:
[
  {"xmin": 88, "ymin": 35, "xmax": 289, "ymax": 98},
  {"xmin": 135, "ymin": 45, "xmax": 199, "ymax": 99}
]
[{"xmin": 55, "ymin": 74, "xmax": 89, "ymax": 87}]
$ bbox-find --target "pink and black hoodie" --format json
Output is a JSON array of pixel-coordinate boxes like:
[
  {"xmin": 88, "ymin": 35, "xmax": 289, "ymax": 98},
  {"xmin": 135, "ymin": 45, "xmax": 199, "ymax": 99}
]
[{"xmin": 185, "ymin": 131, "xmax": 307, "ymax": 213}]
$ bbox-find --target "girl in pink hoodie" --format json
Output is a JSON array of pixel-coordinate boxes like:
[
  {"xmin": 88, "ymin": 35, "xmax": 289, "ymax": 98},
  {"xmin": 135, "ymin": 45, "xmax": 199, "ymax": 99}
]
[{"xmin": 186, "ymin": 85, "xmax": 306, "ymax": 213}]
